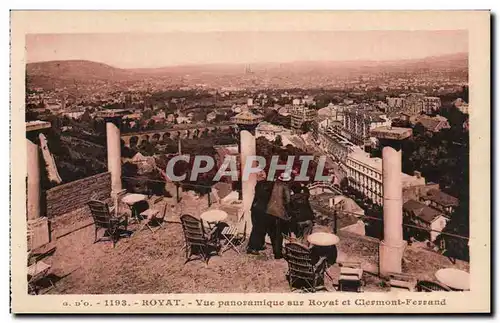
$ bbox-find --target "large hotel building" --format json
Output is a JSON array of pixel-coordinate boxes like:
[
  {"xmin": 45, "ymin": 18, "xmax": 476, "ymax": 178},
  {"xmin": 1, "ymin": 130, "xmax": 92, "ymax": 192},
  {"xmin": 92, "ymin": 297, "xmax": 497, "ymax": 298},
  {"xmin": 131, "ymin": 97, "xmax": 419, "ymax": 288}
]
[{"xmin": 345, "ymin": 147, "xmax": 425, "ymax": 205}]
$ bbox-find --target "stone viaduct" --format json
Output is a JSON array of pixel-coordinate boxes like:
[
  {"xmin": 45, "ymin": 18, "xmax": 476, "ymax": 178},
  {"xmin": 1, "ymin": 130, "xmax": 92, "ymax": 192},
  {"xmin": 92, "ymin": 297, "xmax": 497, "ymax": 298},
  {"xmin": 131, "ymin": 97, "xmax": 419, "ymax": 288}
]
[{"xmin": 121, "ymin": 123, "xmax": 238, "ymax": 148}]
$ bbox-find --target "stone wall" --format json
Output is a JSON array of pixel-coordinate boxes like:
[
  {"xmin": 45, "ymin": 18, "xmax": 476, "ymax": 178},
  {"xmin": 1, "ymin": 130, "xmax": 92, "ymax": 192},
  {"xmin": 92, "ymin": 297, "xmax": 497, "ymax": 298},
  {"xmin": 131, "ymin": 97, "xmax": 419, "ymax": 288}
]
[{"xmin": 46, "ymin": 172, "xmax": 111, "ymax": 218}]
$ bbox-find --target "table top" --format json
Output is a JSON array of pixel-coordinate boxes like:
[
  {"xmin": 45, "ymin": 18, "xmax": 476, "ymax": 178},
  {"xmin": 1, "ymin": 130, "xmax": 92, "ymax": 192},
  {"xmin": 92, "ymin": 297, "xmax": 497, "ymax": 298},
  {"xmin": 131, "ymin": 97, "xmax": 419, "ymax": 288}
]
[
  {"xmin": 307, "ymin": 232, "xmax": 340, "ymax": 246},
  {"xmin": 435, "ymin": 268, "xmax": 470, "ymax": 290},
  {"xmin": 200, "ymin": 209, "xmax": 228, "ymax": 223},
  {"xmin": 121, "ymin": 193, "xmax": 148, "ymax": 205}
]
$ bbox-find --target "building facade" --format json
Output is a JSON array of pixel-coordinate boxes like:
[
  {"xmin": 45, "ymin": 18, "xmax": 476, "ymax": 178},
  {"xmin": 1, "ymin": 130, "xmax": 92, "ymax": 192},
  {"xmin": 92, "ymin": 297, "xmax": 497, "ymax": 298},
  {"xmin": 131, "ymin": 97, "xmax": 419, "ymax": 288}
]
[
  {"xmin": 341, "ymin": 108, "xmax": 390, "ymax": 146},
  {"xmin": 318, "ymin": 125, "xmax": 353, "ymax": 165},
  {"xmin": 255, "ymin": 121, "xmax": 288, "ymax": 141},
  {"xmin": 423, "ymin": 96, "xmax": 442, "ymax": 114},
  {"xmin": 386, "ymin": 96, "xmax": 406, "ymax": 113},
  {"xmin": 403, "ymin": 93, "xmax": 425, "ymax": 115},
  {"xmin": 346, "ymin": 147, "xmax": 426, "ymax": 206},
  {"xmin": 291, "ymin": 105, "xmax": 317, "ymax": 133},
  {"xmin": 403, "ymin": 199, "xmax": 449, "ymax": 242},
  {"xmin": 420, "ymin": 189, "xmax": 459, "ymax": 216}
]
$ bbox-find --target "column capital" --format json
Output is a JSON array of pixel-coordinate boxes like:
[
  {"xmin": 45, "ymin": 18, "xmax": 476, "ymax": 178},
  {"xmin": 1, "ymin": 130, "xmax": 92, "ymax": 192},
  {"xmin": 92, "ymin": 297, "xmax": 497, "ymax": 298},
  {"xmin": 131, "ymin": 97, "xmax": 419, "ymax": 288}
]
[
  {"xmin": 26, "ymin": 120, "xmax": 51, "ymax": 141},
  {"xmin": 371, "ymin": 126, "xmax": 412, "ymax": 150},
  {"xmin": 97, "ymin": 109, "xmax": 127, "ymax": 124}
]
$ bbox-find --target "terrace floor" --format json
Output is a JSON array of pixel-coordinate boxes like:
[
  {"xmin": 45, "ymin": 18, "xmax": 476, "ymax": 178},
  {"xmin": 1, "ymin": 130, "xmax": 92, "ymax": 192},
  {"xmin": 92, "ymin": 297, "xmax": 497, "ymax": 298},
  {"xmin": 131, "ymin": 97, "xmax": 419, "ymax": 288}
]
[{"xmin": 35, "ymin": 194, "xmax": 468, "ymax": 295}]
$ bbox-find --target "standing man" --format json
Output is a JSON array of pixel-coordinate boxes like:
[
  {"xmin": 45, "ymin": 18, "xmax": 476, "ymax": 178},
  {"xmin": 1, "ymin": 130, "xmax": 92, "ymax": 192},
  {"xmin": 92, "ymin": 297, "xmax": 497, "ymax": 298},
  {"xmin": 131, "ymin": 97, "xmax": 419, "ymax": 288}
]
[
  {"xmin": 246, "ymin": 170, "xmax": 272, "ymax": 255},
  {"xmin": 289, "ymin": 183, "xmax": 314, "ymax": 241},
  {"xmin": 266, "ymin": 172, "xmax": 291, "ymax": 259}
]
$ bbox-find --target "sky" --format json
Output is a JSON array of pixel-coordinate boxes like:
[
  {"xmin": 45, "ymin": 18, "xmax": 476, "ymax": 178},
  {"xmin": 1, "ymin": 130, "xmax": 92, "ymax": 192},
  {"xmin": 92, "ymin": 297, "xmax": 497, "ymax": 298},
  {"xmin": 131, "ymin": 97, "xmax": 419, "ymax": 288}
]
[{"xmin": 26, "ymin": 30, "xmax": 468, "ymax": 69}]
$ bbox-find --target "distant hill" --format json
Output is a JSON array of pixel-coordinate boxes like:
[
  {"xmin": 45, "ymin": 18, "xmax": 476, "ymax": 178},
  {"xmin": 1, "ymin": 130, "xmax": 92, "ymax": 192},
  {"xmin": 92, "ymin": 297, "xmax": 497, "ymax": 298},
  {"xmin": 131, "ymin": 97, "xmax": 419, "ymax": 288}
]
[
  {"xmin": 27, "ymin": 60, "xmax": 137, "ymax": 81},
  {"xmin": 26, "ymin": 53, "xmax": 468, "ymax": 89}
]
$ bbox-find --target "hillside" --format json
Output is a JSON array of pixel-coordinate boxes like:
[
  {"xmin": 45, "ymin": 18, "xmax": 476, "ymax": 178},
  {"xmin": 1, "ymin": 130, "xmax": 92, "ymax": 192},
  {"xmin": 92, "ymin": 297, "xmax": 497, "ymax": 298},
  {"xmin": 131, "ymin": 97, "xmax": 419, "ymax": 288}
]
[
  {"xmin": 26, "ymin": 53, "xmax": 468, "ymax": 89},
  {"xmin": 27, "ymin": 60, "xmax": 137, "ymax": 81}
]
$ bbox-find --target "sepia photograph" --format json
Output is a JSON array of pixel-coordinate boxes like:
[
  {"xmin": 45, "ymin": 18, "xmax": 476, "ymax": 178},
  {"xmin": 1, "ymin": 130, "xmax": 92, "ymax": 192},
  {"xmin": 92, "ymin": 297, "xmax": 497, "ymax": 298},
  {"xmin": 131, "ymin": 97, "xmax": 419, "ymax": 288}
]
[{"xmin": 10, "ymin": 10, "xmax": 490, "ymax": 314}]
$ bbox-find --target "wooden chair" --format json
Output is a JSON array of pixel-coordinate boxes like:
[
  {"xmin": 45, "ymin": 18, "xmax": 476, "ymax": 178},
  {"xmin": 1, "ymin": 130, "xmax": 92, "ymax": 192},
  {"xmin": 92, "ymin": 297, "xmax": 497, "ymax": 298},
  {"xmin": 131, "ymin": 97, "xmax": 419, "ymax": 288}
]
[
  {"xmin": 138, "ymin": 197, "xmax": 168, "ymax": 233},
  {"xmin": 221, "ymin": 221, "xmax": 247, "ymax": 254},
  {"xmin": 282, "ymin": 233, "xmax": 299, "ymax": 245},
  {"xmin": 338, "ymin": 262, "xmax": 364, "ymax": 292},
  {"xmin": 180, "ymin": 214, "xmax": 221, "ymax": 265},
  {"xmin": 387, "ymin": 272, "xmax": 417, "ymax": 292},
  {"xmin": 416, "ymin": 280, "xmax": 452, "ymax": 292},
  {"xmin": 87, "ymin": 199, "xmax": 129, "ymax": 248},
  {"xmin": 283, "ymin": 242, "xmax": 327, "ymax": 293}
]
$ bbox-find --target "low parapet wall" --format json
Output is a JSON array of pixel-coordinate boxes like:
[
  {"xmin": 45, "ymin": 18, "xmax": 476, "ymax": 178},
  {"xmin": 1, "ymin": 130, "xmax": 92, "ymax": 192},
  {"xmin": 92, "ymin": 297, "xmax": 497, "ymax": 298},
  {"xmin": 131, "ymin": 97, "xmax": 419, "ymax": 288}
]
[{"xmin": 46, "ymin": 172, "xmax": 111, "ymax": 218}]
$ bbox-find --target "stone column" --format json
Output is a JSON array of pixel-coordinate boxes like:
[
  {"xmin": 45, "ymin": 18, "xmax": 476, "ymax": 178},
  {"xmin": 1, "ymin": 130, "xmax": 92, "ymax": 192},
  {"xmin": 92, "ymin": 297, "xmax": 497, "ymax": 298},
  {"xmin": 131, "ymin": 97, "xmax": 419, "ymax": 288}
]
[
  {"xmin": 240, "ymin": 130, "xmax": 256, "ymax": 230},
  {"xmin": 26, "ymin": 137, "xmax": 40, "ymax": 220},
  {"xmin": 371, "ymin": 126, "xmax": 411, "ymax": 276},
  {"xmin": 379, "ymin": 143, "xmax": 407, "ymax": 275},
  {"xmin": 26, "ymin": 121, "xmax": 52, "ymax": 250},
  {"xmin": 382, "ymin": 146, "xmax": 404, "ymax": 243},
  {"xmin": 106, "ymin": 120, "xmax": 122, "ymax": 195}
]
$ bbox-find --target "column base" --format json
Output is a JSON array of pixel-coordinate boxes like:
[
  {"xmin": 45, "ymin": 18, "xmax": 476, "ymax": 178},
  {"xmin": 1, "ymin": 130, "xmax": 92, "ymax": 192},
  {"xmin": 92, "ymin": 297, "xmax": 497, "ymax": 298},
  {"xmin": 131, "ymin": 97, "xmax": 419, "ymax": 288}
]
[
  {"xmin": 379, "ymin": 239, "xmax": 407, "ymax": 276},
  {"xmin": 27, "ymin": 217, "xmax": 50, "ymax": 251}
]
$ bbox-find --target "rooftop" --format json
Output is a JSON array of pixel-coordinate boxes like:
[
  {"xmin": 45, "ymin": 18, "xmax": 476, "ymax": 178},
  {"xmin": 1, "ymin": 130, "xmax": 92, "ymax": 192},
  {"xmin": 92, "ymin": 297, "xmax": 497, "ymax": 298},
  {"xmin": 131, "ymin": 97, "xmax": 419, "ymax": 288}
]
[
  {"xmin": 35, "ymin": 192, "xmax": 468, "ymax": 295},
  {"xmin": 403, "ymin": 199, "xmax": 444, "ymax": 223},
  {"xmin": 371, "ymin": 126, "xmax": 412, "ymax": 140},
  {"xmin": 423, "ymin": 189, "xmax": 459, "ymax": 207},
  {"xmin": 348, "ymin": 147, "xmax": 383, "ymax": 171},
  {"xmin": 231, "ymin": 110, "xmax": 263, "ymax": 125}
]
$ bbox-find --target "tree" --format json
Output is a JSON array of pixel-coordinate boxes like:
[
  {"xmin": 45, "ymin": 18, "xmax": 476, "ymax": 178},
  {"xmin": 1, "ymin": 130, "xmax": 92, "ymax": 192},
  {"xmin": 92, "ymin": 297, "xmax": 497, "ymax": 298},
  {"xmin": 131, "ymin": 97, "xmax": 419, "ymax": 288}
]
[
  {"xmin": 438, "ymin": 198, "xmax": 469, "ymax": 262},
  {"xmin": 413, "ymin": 122, "xmax": 426, "ymax": 137},
  {"xmin": 142, "ymin": 109, "xmax": 154, "ymax": 120},
  {"xmin": 301, "ymin": 121, "xmax": 312, "ymax": 133},
  {"xmin": 147, "ymin": 119, "xmax": 156, "ymax": 130}
]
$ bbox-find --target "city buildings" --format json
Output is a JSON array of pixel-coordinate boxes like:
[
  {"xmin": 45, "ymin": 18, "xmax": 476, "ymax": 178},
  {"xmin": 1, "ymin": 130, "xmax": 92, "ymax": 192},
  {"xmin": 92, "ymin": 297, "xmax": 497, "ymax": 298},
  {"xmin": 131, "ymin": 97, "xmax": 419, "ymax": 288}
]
[
  {"xmin": 420, "ymin": 188, "xmax": 459, "ymax": 216},
  {"xmin": 403, "ymin": 199, "xmax": 449, "ymax": 242},
  {"xmin": 454, "ymin": 98, "xmax": 469, "ymax": 114},
  {"xmin": 317, "ymin": 124, "xmax": 354, "ymax": 165},
  {"xmin": 255, "ymin": 121, "xmax": 288, "ymax": 141},
  {"xmin": 386, "ymin": 95, "xmax": 441, "ymax": 115},
  {"xmin": 341, "ymin": 107, "xmax": 390, "ymax": 146},
  {"xmin": 386, "ymin": 96, "xmax": 405, "ymax": 113},
  {"xmin": 423, "ymin": 96, "xmax": 442, "ymax": 114},
  {"xmin": 291, "ymin": 105, "xmax": 317, "ymax": 133},
  {"xmin": 410, "ymin": 114, "xmax": 451, "ymax": 133},
  {"xmin": 403, "ymin": 93, "xmax": 425, "ymax": 115}
]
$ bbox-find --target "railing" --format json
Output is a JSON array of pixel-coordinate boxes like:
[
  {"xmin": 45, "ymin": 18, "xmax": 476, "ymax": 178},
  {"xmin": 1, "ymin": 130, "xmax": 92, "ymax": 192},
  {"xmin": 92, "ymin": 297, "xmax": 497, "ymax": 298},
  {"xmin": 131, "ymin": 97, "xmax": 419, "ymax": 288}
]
[
  {"xmin": 309, "ymin": 200, "xmax": 469, "ymax": 242},
  {"xmin": 121, "ymin": 176, "xmax": 220, "ymax": 207},
  {"xmin": 121, "ymin": 175, "xmax": 469, "ymax": 243},
  {"xmin": 307, "ymin": 182, "xmax": 342, "ymax": 195}
]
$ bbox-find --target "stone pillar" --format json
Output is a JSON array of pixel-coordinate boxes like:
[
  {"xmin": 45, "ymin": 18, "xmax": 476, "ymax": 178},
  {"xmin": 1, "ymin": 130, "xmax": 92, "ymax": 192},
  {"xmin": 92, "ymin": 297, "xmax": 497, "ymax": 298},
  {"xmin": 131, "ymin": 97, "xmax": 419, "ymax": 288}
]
[
  {"xmin": 379, "ymin": 144, "xmax": 407, "ymax": 275},
  {"xmin": 240, "ymin": 130, "xmax": 256, "ymax": 230},
  {"xmin": 26, "ymin": 137, "xmax": 40, "ymax": 220},
  {"xmin": 106, "ymin": 120, "xmax": 122, "ymax": 195}
]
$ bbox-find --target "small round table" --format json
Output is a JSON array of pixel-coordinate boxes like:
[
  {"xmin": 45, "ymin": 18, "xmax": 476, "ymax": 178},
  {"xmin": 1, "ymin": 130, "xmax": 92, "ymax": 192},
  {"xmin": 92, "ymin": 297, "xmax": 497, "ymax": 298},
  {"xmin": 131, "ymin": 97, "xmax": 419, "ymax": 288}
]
[
  {"xmin": 121, "ymin": 194, "xmax": 149, "ymax": 223},
  {"xmin": 200, "ymin": 210, "xmax": 228, "ymax": 229},
  {"xmin": 307, "ymin": 232, "xmax": 340, "ymax": 266},
  {"xmin": 435, "ymin": 268, "xmax": 470, "ymax": 291}
]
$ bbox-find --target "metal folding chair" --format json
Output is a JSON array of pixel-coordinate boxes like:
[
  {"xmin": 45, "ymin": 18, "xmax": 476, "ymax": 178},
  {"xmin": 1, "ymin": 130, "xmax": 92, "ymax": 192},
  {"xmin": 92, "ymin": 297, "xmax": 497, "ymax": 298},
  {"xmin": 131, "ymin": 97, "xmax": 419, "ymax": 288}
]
[
  {"xmin": 27, "ymin": 254, "xmax": 54, "ymax": 295},
  {"xmin": 221, "ymin": 221, "xmax": 247, "ymax": 254},
  {"xmin": 138, "ymin": 198, "xmax": 167, "ymax": 234}
]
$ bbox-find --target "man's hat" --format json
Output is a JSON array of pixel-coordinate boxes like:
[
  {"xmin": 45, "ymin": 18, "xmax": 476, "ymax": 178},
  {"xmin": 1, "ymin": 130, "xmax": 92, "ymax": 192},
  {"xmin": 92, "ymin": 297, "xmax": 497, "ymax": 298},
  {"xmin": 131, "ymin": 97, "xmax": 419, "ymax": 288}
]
[{"xmin": 278, "ymin": 172, "xmax": 292, "ymax": 182}]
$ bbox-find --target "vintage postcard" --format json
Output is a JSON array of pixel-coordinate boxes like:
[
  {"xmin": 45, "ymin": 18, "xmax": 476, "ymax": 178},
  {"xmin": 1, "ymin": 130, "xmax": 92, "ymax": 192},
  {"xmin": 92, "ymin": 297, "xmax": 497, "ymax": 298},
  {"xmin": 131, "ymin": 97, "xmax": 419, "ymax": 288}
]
[{"xmin": 10, "ymin": 11, "xmax": 490, "ymax": 313}]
